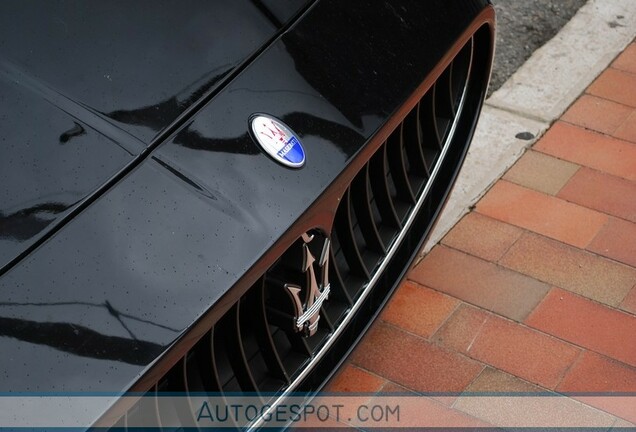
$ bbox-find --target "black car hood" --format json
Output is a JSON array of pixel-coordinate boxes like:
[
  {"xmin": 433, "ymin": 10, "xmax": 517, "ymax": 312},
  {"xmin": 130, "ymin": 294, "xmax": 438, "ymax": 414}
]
[
  {"xmin": 0, "ymin": 0, "xmax": 490, "ymax": 403},
  {"xmin": 0, "ymin": 0, "xmax": 309, "ymax": 272}
]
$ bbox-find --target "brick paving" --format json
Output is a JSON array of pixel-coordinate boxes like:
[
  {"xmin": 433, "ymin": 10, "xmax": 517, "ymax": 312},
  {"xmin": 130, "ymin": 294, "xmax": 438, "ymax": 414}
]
[{"xmin": 326, "ymin": 42, "xmax": 636, "ymax": 427}]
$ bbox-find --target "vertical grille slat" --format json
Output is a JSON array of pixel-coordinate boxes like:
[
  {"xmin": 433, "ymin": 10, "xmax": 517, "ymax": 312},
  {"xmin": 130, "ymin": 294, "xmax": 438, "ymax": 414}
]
[
  {"xmin": 351, "ymin": 165, "xmax": 386, "ymax": 254},
  {"xmin": 286, "ymin": 328, "xmax": 313, "ymax": 358},
  {"xmin": 151, "ymin": 385, "xmax": 163, "ymax": 430},
  {"xmin": 155, "ymin": 362, "xmax": 198, "ymax": 428},
  {"xmin": 222, "ymin": 302, "xmax": 260, "ymax": 393},
  {"xmin": 450, "ymin": 38, "xmax": 474, "ymax": 113},
  {"xmin": 386, "ymin": 132, "xmax": 416, "ymax": 204},
  {"xmin": 402, "ymin": 108, "xmax": 430, "ymax": 179},
  {"xmin": 328, "ymin": 247, "xmax": 353, "ymax": 307},
  {"xmin": 184, "ymin": 348, "xmax": 207, "ymax": 394},
  {"xmin": 418, "ymin": 90, "xmax": 442, "ymax": 153},
  {"xmin": 125, "ymin": 392, "xmax": 151, "ymax": 429},
  {"xmin": 319, "ymin": 305, "xmax": 335, "ymax": 332},
  {"xmin": 432, "ymin": 84, "xmax": 448, "ymax": 144},
  {"xmin": 334, "ymin": 189, "xmax": 370, "ymax": 279},
  {"xmin": 248, "ymin": 277, "xmax": 290, "ymax": 384},
  {"xmin": 186, "ymin": 330, "xmax": 222, "ymax": 393},
  {"xmin": 269, "ymin": 327, "xmax": 309, "ymax": 375},
  {"xmin": 112, "ymin": 415, "xmax": 126, "ymax": 430},
  {"xmin": 449, "ymin": 62, "xmax": 461, "ymax": 115},
  {"xmin": 369, "ymin": 144, "xmax": 402, "ymax": 229},
  {"xmin": 433, "ymin": 65, "xmax": 454, "ymax": 142},
  {"xmin": 319, "ymin": 270, "xmax": 351, "ymax": 328}
]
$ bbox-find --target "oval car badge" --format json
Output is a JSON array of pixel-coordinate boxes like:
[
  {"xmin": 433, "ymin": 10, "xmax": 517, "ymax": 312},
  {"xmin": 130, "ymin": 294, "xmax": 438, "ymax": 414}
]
[{"xmin": 250, "ymin": 114, "xmax": 306, "ymax": 168}]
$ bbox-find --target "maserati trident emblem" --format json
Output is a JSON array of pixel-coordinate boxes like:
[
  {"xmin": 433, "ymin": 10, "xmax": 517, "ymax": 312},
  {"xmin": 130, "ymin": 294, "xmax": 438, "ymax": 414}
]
[
  {"xmin": 250, "ymin": 114, "xmax": 306, "ymax": 168},
  {"xmin": 285, "ymin": 233, "xmax": 331, "ymax": 337}
]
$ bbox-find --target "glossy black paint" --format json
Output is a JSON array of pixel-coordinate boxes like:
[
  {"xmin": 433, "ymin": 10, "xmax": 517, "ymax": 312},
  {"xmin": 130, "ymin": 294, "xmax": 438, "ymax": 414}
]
[
  {"xmin": 0, "ymin": 0, "xmax": 491, "ymax": 419},
  {"xmin": 0, "ymin": 0, "xmax": 310, "ymax": 271}
]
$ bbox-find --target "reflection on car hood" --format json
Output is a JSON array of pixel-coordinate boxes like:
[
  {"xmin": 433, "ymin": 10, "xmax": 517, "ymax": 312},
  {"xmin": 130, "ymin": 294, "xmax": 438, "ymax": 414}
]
[
  {"xmin": 0, "ymin": 0, "xmax": 310, "ymax": 271},
  {"xmin": 0, "ymin": 0, "xmax": 490, "ymax": 419}
]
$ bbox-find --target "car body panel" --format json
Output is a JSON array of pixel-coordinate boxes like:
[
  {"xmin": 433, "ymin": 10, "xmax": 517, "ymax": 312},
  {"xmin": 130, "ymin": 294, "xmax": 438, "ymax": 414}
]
[
  {"xmin": 0, "ymin": 0, "xmax": 309, "ymax": 271},
  {"xmin": 0, "ymin": 0, "xmax": 491, "ymax": 423}
]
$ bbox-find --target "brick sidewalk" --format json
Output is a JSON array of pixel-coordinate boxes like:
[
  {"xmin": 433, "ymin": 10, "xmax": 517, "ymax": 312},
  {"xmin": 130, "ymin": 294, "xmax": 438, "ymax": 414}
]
[{"xmin": 327, "ymin": 42, "xmax": 636, "ymax": 427}]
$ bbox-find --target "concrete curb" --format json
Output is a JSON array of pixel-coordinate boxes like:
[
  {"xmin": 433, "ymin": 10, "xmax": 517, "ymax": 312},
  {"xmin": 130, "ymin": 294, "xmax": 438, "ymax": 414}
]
[{"xmin": 422, "ymin": 0, "xmax": 636, "ymax": 255}]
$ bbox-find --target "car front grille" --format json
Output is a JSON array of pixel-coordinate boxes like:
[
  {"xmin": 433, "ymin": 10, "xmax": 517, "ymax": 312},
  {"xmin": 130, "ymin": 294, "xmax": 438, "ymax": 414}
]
[{"xmin": 106, "ymin": 24, "xmax": 492, "ymax": 430}]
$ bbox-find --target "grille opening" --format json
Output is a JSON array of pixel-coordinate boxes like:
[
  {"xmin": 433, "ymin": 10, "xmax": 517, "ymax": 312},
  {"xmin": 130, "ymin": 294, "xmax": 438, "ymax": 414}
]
[{"xmin": 110, "ymin": 27, "xmax": 492, "ymax": 430}]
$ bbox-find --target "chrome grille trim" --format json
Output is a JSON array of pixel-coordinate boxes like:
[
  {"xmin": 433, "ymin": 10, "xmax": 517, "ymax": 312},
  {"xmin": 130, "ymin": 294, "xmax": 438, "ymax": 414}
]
[{"xmin": 250, "ymin": 34, "xmax": 474, "ymax": 431}]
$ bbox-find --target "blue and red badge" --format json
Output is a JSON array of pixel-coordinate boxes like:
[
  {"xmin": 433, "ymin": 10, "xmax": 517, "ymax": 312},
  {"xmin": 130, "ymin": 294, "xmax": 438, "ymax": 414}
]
[{"xmin": 250, "ymin": 114, "xmax": 306, "ymax": 169}]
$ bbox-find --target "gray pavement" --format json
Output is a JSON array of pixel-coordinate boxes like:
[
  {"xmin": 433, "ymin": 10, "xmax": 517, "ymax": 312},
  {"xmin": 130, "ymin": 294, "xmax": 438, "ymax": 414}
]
[
  {"xmin": 425, "ymin": 0, "xmax": 636, "ymax": 252},
  {"xmin": 489, "ymin": 0, "xmax": 587, "ymax": 95}
]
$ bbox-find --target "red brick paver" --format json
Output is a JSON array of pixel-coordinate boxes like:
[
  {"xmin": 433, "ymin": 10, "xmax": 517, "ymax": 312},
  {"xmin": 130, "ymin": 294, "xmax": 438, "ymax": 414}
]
[
  {"xmin": 558, "ymin": 351, "xmax": 636, "ymax": 393},
  {"xmin": 351, "ymin": 323, "xmax": 483, "ymax": 393},
  {"xmin": 433, "ymin": 307, "xmax": 583, "ymax": 389},
  {"xmin": 460, "ymin": 315, "xmax": 581, "ymax": 389},
  {"xmin": 328, "ymin": 42, "xmax": 636, "ymax": 428},
  {"xmin": 500, "ymin": 233, "xmax": 636, "ymax": 306},
  {"xmin": 477, "ymin": 180, "xmax": 607, "ymax": 248},
  {"xmin": 441, "ymin": 212, "xmax": 523, "ymax": 261},
  {"xmin": 381, "ymin": 281, "xmax": 458, "ymax": 338},
  {"xmin": 375, "ymin": 383, "xmax": 493, "ymax": 428},
  {"xmin": 432, "ymin": 305, "xmax": 490, "ymax": 354},
  {"xmin": 526, "ymin": 289, "xmax": 636, "ymax": 367},
  {"xmin": 325, "ymin": 364, "xmax": 386, "ymax": 393},
  {"xmin": 562, "ymin": 94, "xmax": 632, "ymax": 135},
  {"xmin": 621, "ymin": 286, "xmax": 636, "ymax": 315},
  {"xmin": 411, "ymin": 245, "xmax": 549, "ymax": 321},
  {"xmin": 557, "ymin": 351, "xmax": 636, "ymax": 423},
  {"xmin": 615, "ymin": 111, "xmax": 636, "ymax": 144},
  {"xmin": 557, "ymin": 167, "xmax": 636, "ymax": 223},
  {"xmin": 535, "ymin": 122, "xmax": 636, "ymax": 182},
  {"xmin": 587, "ymin": 217, "xmax": 636, "ymax": 267},
  {"xmin": 588, "ymin": 68, "xmax": 636, "ymax": 108},
  {"xmin": 613, "ymin": 43, "xmax": 636, "ymax": 74},
  {"xmin": 502, "ymin": 150, "xmax": 579, "ymax": 195}
]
